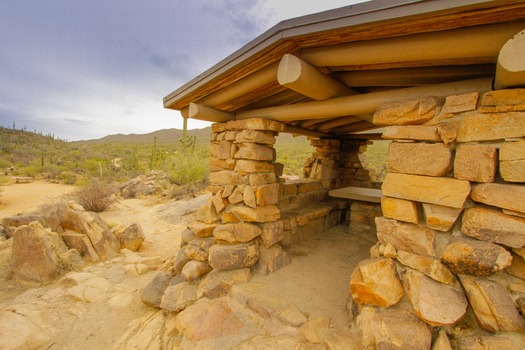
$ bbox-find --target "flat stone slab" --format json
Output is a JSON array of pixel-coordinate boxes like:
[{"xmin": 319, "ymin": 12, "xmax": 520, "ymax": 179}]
[{"xmin": 328, "ymin": 187, "xmax": 382, "ymax": 203}]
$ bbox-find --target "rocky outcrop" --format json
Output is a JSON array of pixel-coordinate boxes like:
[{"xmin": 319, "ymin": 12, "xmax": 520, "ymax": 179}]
[{"xmin": 118, "ymin": 171, "xmax": 171, "ymax": 198}]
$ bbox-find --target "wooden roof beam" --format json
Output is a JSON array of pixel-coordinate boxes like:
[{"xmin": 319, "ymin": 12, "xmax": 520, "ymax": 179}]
[
  {"xmin": 495, "ymin": 28, "xmax": 525, "ymax": 90},
  {"xmin": 300, "ymin": 21, "xmax": 525, "ymax": 68},
  {"xmin": 189, "ymin": 103, "xmax": 234, "ymax": 123},
  {"xmin": 317, "ymin": 116, "xmax": 363, "ymax": 132},
  {"xmin": 236, "ymin": 77, "xmax": 493, "ymax": 123},
  {"xmin": 277, "ymin": 54, "xmax": 356, "ymax": 100}
]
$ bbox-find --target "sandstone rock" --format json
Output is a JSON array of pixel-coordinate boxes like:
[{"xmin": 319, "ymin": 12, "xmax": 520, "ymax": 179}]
[
  {"xmin": 228, "ymin": 187, "xmax": 244, "ymax": 205},
  {"xmin": 222, "ymin": 205, "xmax": 280, "ymax": 223},
  {"xmin": 0, "ymin": 310, "xmax": 51, "ymax": 350},
  {"xmin": 457, "ymin": 111, "xmax": 525, "ymax": 142},
  {"xmin": 388, "ymin": 142, "xmax": 452, "ymax": 177},
  {"xmin": 12, "ymin": 222, "xmax": 71, "ymax": 285},
  {"xmin": 118, "ymin": 223, "xmax": 144, "ymax": 252},
  {"xmin": 175, "ymin": 299, "xmax": 243, "ymax": 342},
  {"xmin": 213, "ymin": 223, "xmax": 262, "ymax": 244},
  {"xmin": 458, "ymin": 332, "xmax": 525, "ymax": 350},
  {"xmin": 376, "ymin": 216, "xmax": 436, "ymax": 257},
  {"xmin": 230, "ymin": 118, "xmax": 284, "ymax": 132},
  {"xmin": 350, "ymin": 258, "xmax": 404, "ymax": 307},
  {"xmin": 460, "ymin": 276, "xmax": 525, "ymax": 332},
  {"xmin": 187, "ymin": 221, "xmax": 218, "ymax": 238},
  {"xmin": 61, "ymin": 230, "xmax": 100, "ymax": 262},
  {"xmin": 356, "ymin": 306, "xmax": 432, "ymax": 350},
  {"xmin": 209, "ymin": 170, "xmax": 244, "ymax": 185},
  {"xmin": 235, "ymin": 129, "xmax": 276, "ymax": 144},
  {"xmin": 254, "ymin": 244, "xmax": 290, "ymax": 275},
  {"xmin": 65, "ymin": 276, "xmax": 112, "ymax": 302},
  {"xmin": 373, "ymin": 96, "xmax": 440, "ymax": 126},
  {"xmin": 195, "ymin": 201, "xmax": 220, "ymax": 224},
  {"xmin": 249, "ymin": 172, "xmax": 276, "ymax": 186},
  {"xmin": 506, "ymin": 253, "xmax": 525, "ymax": 280},
  {"xmin": 500, "ymin": 139, "xmax": 525, "ymax": 182},
  {"xmin": 259, "ymin": 221, "xmax": 284, "ymax": 248},
  {"xmin": 181, "ymin": 260, "xmax": 212, "ymax": 282},
  {"xmin": 433, "ymin": 329, "xmax": 453, "ymax": 350},
  {"xmin": 234, "ymin": 143, "xmax": 275, "ymax": 161},
  {"xmin": 381, "ymin": 196, "xmax": 419, "ymax": 224},
  {"xmin": 402, "ymin": 268, "xmax": 467, "ymax": 326},
  {"xmin": 211, "ymin": 191, "xmax": 228, "ymax": 213},
  {"xmin": 481, "ymin": 88, "xmax": 525, "ymax": 106},
  {"xmin": 208, "ymin": 244, "xmax": 259, "ymax": 271},
  {"xmin": 118, "ymin": 171, "xmax": 170, "ymax": 198},
  {"xmin": 382, "ymin": 173, "xmax": 471, "ymax": 208},
  {"xmin": 442, "ymin": 92, "xmax": 479, "ymax": 114},
  {"xmin": 440, "ymin": 239, "xmax": 512, "ymax": 276},
  {"xmin": 160, "ymin": 282, "xmax": 198, "ymax": 312},
  {"xmin": 454, "ymin": 144, "xmax": 497, "ymax": 182},
  {"xmin": 255, "ymin": 183, "xmax": 280, "ymax": 206},
  {"xmin": 242, "ymin": 185, "xmax": 257, "ymax": 209},
  {"xmin": 462, "ymin": 207, "xmax": 525, "ymax": 248},
  {"xmin": 471, "ymin": 183, "xmax": 525, "ymax": 215},
  {"xmin": 197, "ymin": 268, "xmax": 251, "ymax": 299},
  {"xmin": 437, "ymin": 120, "xmax": 459, "ymax": 146},
  {"xmin": 299, "ymin": 316, "xmax": 330, "ymax": 343},
  {"xmin": 209, "ymin": 140, "xmax": 233, "ymax": 160},
  {"xmin": 396, "ymin": 250, "xmax": 455, "ymax": 284},
  {"xmin": 422, "ymin": 203, "xmax": 463, "ymax": 232},
  {"xmin": 277, "ymin": 305, "xmax": 307, "ymax": 327},
  {"xmin": 235, "ymin": 160, "xmax": 275, "ymax": 174},
  {"xmin": 382, "ymin": 125, "xmax": 441, "ymax": 141},
  {"xmin": 141, "ymin": 271, "xmax": 173, "ymax": 308},
  {"xmin": 2, "ymin": 214, "xmax": 45, "ymax": 238}
]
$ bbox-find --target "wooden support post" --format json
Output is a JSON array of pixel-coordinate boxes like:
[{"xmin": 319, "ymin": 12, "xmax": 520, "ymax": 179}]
[
  {"xmin": 495, "ymin": 29, "xmax": 525, "ymax": 90},
  {"xmin": 278, "ymin": 54, "xmax": 356, "ymax": 100},
  {"xmin": 189, "ymin": 103, "xmax": 234, "ymax": 123},
  {"xmin": 236, "ymin": 77, "xmax": 493, "ymax": 123}
]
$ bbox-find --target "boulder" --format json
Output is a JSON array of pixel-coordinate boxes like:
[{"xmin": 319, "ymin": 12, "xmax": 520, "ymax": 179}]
[
  {"xmin": 462, "ymin": 207, "xmax": 525, "ymax": 248},
  {"xmin": 376, "ymin": 216, "xmax": 436, "ymax": 257},
  {"xmin": 402, "ymin": 268, "xmax": 467, "ymax": 326},
  {"xmin": 350, "ymin": 258, "xmax": 404, "ymax": 307},
  {"xmin": 213, "ymin": 223, "xmax": 262, "ymax": 244},
  {"xmin": 11, "ymin": 222, "xmax": 73, "ymax": 285},
  {"xmin": 460, "ymin": 276, "xmax": 525, "ymax": 333},
  {"xmin": 454, "ymin": 144, "xmax": 497, "ymax": 182},
  {"xmin": 382, "ymin": 173, "xmax": 470, "ymax": 209},
  {"xmin": 356, "ymin": 306, "xmax": 432, "ymax": 350},
  {"xmin": 208, "ymin": 244, "xmax": 259, "ymax": 271},
  {"xmin": 440, "ymin": 239, "xmax": 512, "ymax": 276},
  {"xmin": 2, "ymin": 214, "xmax": 45, "ymax": 237},
  {"xmin": 118, "ymin": 171, "xmax": 170, "ymax": 198},
  {"xmin": 373, "ymin": 96, "xmax": 440, "ymax": 126},
  {"xmin": 388, "ymin": 142, "xmax": 452, "ymax": 177},
  {"xmin": 61, "ymin": 230, "xmax": 100, "ymax": 262},
  {"xmin": 197, "ymin": 268, "xmax": 251, "ymax": 299},
  {"xmin": 160, "ymin": 282, "xmax": 198, "ymax": 312},
  {"xmin": 118, "ymin": 223, "xmax": 144, "ymax": 252},
  {"xmin": 396, "ymin": 250, "xmax": 455, "ymax": 284},
  {"xmin": 175, "ymin": 299, "xmax": 243, "ymax": 342},
  {"xmin": 181, "ymin": 260, "xmax": 212, "ymax": 282},
  {"xmin": 422, "ymin": 203, "xmax": 462, "ymax": 232},
  {"xmin": 471, "ymin": 183, "xmax": 525, "ymax": 215},
  {"xmin": 141, "ymin": 271, "xmax": 174, "ymax": 308},
  {"xmin": 381, "ymin": 196, "xmax": 419, "ymax": 224}
]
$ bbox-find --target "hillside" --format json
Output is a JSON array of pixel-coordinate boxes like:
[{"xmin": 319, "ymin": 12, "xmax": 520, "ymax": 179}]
[{"xmin": 75, "ymin": 127, "xmax": 213, "ymax": 144}]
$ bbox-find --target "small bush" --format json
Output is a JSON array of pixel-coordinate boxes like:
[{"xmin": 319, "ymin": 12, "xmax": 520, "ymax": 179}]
[{"xmin": 71, "ymin": 180, "xmax": 115, "ymax": 213}]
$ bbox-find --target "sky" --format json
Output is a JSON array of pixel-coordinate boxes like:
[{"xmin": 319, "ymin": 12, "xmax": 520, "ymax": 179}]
[{"xmin": 0, "ymin": 0, "xmax": 367, "ymax": 141}]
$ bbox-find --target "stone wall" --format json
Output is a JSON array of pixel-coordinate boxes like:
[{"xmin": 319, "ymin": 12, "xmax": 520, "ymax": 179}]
[{"xmin": 349, "ymin": 89, "xmax": 525, "ymax": 347}]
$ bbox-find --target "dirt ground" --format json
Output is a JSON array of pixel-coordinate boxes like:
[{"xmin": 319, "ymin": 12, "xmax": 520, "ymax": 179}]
[{"xmin": 0, "ymin": 181, "xmax": 376, "ymax": 349}]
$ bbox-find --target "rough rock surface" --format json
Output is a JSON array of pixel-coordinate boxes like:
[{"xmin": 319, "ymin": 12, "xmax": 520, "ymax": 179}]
[
  {"xmin": 208, "ymin": 244, "xmax": 259, "ymax": 271},
  {"xmin": 376, "ymin": 216, "xmax": 436, "ymax": 257},
  {"xmin": 421, "ymin": 203, "xmax": 462, "ymax": 232},
  {"xmin": 471, "ymin": 183, "xmax": 525, "ymax": 215},
  {"xmin": 118, "ymin": 171, "xmax": 170, "ymax": 198},
  {"xmin": 396, "ymin": 250, "xmax": 455, "ymax": 285},
  {"xmin": 388, "ymin": 142, "xmax": 452, "ymax": 176},
  {"xmin": 118, "ymin": 223, "xmax": 145, "ymax": 252}
]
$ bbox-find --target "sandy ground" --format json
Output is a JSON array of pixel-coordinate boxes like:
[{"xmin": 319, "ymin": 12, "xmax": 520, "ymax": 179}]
[{"xmin": 0, "ymin": 182, "xmax": 376, "ymax": 349}]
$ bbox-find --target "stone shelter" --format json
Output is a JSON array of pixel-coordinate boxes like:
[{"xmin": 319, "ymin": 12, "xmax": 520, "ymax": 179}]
[{"xmin": 162, "ymin": 0, "xmax": 525, "ymax": 347}]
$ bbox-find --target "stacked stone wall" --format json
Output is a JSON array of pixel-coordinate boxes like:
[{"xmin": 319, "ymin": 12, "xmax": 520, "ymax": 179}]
[{"xmin": 349, "ymin": 89, "xmax": 525, "ymax": 347}]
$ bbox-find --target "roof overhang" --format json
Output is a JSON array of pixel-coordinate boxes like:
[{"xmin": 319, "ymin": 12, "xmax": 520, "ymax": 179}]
[{"xmin": 163, "ymin": 0, "xmax": 525, "ymax": 137}]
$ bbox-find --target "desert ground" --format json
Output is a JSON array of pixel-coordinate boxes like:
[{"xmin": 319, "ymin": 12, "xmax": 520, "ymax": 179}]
[{"xmin": 0, "ymin": 181, "xmax": 375, "ymax": 349}]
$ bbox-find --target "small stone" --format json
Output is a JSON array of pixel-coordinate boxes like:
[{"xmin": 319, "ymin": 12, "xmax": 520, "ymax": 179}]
[
  {"xmin": 402, "ymin": 268, "xmax": 467, "ymax": 326},
  {"xmin": 160, "ymin": 282, "xmax": 198, "ymax": 312},
  {"xmin": 440, "ymin": 239, "xmax": 512, "ymax": 276},
  {"xmin": 442, "ymin": 92, "xmax": 479, "ymax": 114},
  {"xmin": 433, "ymin": 329, "xmax": 453, "ymax": 350},
  {"xmin": 277, "ymin": 305, "xmax": 307, "ymax": 327},
  {"xmin": 299, "ymin": 317, "xmax": 330, "ymax": 343},
  {"xmin": 242, "ymin": 185, "xmax": 257, "ymax": 209},
  {"xmin": 118, "ymin": 223, "xmax": 145, "ymax": 252},
  {"xmin": 388, "ymin": 142, "xmax": 452, "ymax": 177},
  {"xmin": 462, "ymin": 207, "xmax": 525, "ymax": 248},
  {"xmin": 350, "ymin": 258, "xmax": 404, "ymax": 307},
  {"xmin": 61, "ymin": 231, "xmax": 100, "ymax": 262},
  {"xmin": 208, "ymin": 244, "xmax": 259, "ymax": 271},
  {"xmin": 397, "ymin": 250, "xmax": 455, "ymax": 285},
  {"xmin": 381, "ymin": 196, "xmax": 419, "ymax": 224},
  {"xmin": 460, "ymin": 276, "xmax": 525, "ymax": 332},
  {"xmin": 422, "ymin": 203, "xmax": 463, "ymax": 232},
  {"xmin": 382, "ymin": 173, "xmax": 471, "ymax": 209},
  {"xmin": 376, "ymin": 216, "xmax": 436, "ymax": 257},
  {"xmin": 454, "ymin": 144, "xmax": 497, "ymax": 182},
  {"xmin": 373, "ymin": 96, "xmax": 440, "ymax": 126},
  {"xmin": 211, "ymin": 191, "xmax": 228, "ymax": 214},
  {"xmin": 437, "ymin": 120, "xmax": 459, "ymax": 146},
  {"xmin": 141, "ymin": 271, "xmax": 173, "ymax": 308},
  {"xmin": 197, "ymin": 268, "xmax": 251, "ymax": 299},
  {"xmin": 181, "ymin": 260, "xmax": 212, "ymax": 282},
  {"xmin": 194, "ymin": 201, "xmax": 220, "ymax": 224}
]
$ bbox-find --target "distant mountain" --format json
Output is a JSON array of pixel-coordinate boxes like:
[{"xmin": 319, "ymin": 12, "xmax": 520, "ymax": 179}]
[{"xmin": 74, "ymin": 127, "xmax": 212, "ymax": 144}]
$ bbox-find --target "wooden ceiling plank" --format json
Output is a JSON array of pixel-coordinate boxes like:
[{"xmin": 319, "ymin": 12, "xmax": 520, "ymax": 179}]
[{"xmin": 495, "ymin": 28, "xmax": 525, "ymax": 89}]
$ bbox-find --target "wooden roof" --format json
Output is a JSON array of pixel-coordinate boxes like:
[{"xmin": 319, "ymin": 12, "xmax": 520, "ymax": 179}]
[{"xmin": 163, "ymin": 0, "xmax": 525, "ymax": 137}]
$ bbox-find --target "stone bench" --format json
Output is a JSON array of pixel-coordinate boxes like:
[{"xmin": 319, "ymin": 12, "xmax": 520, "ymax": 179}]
[
  {"xmin": 328, "ymin": 187, "xmax": 382, "ymax": 203},
  {"xmin": 13, "ymin": 177, "xmax": 33, "ymax": 183}
]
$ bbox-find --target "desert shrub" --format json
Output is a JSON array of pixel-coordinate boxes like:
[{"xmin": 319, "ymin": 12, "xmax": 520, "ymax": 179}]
[
  {"xmin": 364, "ymin": 140, "xmax": 390, "ymax": 182},
  {"xmin": 168, "ymin": 152, "xmax": 208, "ymax": 185},
  {"xmin": 168, "ymin": 179, "xmax": 208, "ymax": 200},
  {"xmin": 71, "ymin": 180, "xmax": 115, "ymax": 213},
  {"xmin": 58, "ymin": 171, "xmax": 77, "ymax": 185}
]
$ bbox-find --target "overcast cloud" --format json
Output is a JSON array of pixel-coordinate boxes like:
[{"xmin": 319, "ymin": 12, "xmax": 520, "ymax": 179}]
[{"xmin": 0, "ymin": 0, "xmax": 365, "ymax": 140}]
